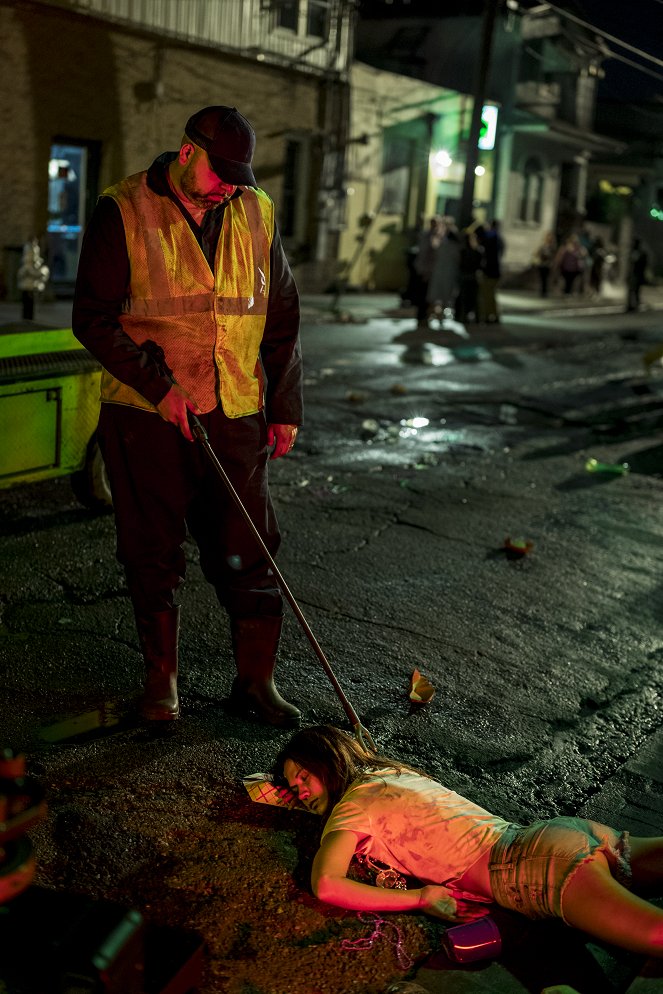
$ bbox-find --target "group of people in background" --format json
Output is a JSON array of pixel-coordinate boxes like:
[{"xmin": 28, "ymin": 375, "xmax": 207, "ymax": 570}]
[
  {"xmin": 406, "ymin": 216, "xmax": 650, "ymax": 325},
  {"xmin": 533, "ymin": 227, "xmax": 609, "ymax": 299},
  {"xmin": 532, "ymin": 228, "xmax": 649, "ymax": 310},
  {"xmin": 407, "ymin": 215, "xmax": 505, "ymax": 329}
]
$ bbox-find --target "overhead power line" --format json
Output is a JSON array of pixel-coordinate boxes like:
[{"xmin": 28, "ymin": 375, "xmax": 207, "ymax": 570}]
[
  {"xmin": 606, "ymin": 49, "xmax": 663, "ymax": 86},
  {"xmin": 541, "ymin": 1, "xmax": 663, "ymax": 72}
]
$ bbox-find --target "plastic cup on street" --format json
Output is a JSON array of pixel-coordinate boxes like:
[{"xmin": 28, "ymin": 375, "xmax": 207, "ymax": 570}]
[{"xmin": 443, "ymin": 915, "xmax": 502, "ymax": 963}]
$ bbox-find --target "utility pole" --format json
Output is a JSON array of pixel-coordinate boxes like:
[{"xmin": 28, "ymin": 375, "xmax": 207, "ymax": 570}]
[{"xmin": 459, "ymin": 0, "xmax": 500, "ymax": 228}]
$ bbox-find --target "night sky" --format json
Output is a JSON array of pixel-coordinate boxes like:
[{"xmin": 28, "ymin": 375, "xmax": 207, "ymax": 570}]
[
  {"xmin": 357, "ymin": 0, "xmax": 663, "ymax": 104},
  {"xmin": 573, "ymin": 0, "xmax": 663, "ymax": 102}
]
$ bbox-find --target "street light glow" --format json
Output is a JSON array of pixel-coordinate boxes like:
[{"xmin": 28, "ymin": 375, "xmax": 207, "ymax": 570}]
[{"xmin": 431, "ymin": 150, "xmax": 453, "ymax": 178}]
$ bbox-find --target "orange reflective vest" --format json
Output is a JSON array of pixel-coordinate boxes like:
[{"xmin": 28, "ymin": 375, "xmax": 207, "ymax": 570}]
[{"xmin": 100, "ymin": 172, "xmax": 273, "ymax": 416}]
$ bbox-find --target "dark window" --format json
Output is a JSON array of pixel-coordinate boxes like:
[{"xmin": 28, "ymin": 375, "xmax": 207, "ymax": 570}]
[
  {"xmin": 47, "ymin": 139, "xmax": 100, "ymax": 291},
  {"xmin": 281, "ymin": 139, "xmax": 302, "ymax": 237},
  {"xmin": 519, "ymin": 156, "xmax": 543, "ymax": 223},
  {"xmin": 307, "ymin": 0, "xmax": 330, "ymax": 38},
  {"xmin": 382, "ymin": 134, "xmax": 412, "ymax": 214},
  {"xmin": 276, "ymin": 0, "xmax": 298, "ymax": 31}
]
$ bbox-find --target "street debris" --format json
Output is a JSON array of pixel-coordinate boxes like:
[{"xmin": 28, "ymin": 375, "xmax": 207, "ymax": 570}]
[
  {"xmin": 503, "ymin": 536, "xmax": 534, "ymax": 557},
  {"xmin": 409, "ymin": 669, "xmax": 435, "ymax": 704},
  {"xmin": 585, "ymin": 457, "xmax": 630, "ymax": 475},
  {"xmin": 360, "ymin": 420, "xmax": 403, "ymax": 443},
  {"xmin": 361, "ymin": 418, "xmax": 380, "ymax": 439},
  {"xmin": 499, "ymin": 403, "xmax": 519, "ymax": 425},
  {"xmin": 453, "ymin": 345, "xmax": 491, "ymax": 361},
  {"xmin": 643, "ymin": 342, "xmax": 663, "ymax": 371}
]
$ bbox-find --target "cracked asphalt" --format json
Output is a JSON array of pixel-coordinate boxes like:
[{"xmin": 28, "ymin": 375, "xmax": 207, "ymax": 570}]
[{"xmin": 1, "ymin": 290, "xmax": 663, "ymax": 994}]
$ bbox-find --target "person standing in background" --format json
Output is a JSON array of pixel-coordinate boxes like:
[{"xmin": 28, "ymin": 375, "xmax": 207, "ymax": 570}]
[
  {"xmin": 532, "ymin": 232, "xmax": 556, "ymax": 299},
  {"xmin": 412, "ymin": 215, "xmax": 443, "ymax": 328},
  {"xmin": 588, "ymin": 236, "xmax": 607, "ymax": 299},
  {"xmin": 477, "ymin": 220, "xmax": 505, "ymax": 324},
  {"xmin": 427, "ymin": 217, "xmax": 460, "ymax": 321},
  {"xmin": 554, "ymin": 234, "xmax": 587, "ymax": 297},
  {"xmin": 455, "ymin": 226, "xmax": 484, "ymax": 323},
  {"xmin": 627, "ymin": 238, "xmax": 649, "ymax": 312}
]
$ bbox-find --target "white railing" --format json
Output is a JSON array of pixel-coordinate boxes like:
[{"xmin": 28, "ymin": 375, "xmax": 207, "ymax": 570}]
[{"xmin": 38, "ymin": 0, "xmax": 353, "ymax": 75}]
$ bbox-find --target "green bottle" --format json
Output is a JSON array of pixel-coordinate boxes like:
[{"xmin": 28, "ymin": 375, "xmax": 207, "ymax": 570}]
[{"xmin": 585, "ymin": 458, "xmax": 630, "ymax": 475}]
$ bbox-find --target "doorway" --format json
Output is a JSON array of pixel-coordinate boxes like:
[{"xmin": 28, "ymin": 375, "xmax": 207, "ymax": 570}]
[{"xmin": 47, "ymin": 141, "xmax": 98, "ymax": 296}]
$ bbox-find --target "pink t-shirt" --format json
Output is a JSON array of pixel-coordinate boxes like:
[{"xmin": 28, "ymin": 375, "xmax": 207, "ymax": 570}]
[{"xmin": 321, "ymin": 769, "xmax": 509, "ymax": 889}]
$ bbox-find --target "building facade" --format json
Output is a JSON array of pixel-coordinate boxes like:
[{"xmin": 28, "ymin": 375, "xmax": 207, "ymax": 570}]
[
  {"xmin": 336, "ymin": 62, "xmax": 495, "ymax": 292},
  {"xmin": 5, "ymin": 1, "xmax": 655, "ymax": 302},
  {"xmin": 354, "ymin": 2, "xmax": 652, "ymax": 281},
  {"xmin": 0, "ymin": 0, "xmax": 355, "ymax": 299}
]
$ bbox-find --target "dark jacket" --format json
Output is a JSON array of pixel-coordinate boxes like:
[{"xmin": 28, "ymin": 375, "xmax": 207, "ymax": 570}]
[{"xmin": 73, "ymin": 153, "xmax": 303, "ymax": 425}]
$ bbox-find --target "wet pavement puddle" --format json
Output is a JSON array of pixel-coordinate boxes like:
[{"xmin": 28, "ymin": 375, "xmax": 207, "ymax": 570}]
[{"xmin": 39, "ymin": 700, "xmax": 137, "ymax": 744}]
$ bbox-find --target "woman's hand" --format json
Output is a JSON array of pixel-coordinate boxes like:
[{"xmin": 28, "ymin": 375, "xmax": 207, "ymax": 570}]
[
  {"xmin": 274, "ymin": 784, "xmax": 300, "ymax": 807},
  {"xmin": 419, "ymin": 885, "xmax": 491, "ymax": 922}
]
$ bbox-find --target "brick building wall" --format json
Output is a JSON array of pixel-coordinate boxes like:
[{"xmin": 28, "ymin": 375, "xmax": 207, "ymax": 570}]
[{"xmin": 0, "ymin": 1, "xmax": 327, "ymax": 298}]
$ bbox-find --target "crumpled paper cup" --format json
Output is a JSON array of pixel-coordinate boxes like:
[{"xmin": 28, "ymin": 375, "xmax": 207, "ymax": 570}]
[{"xmin": 242, "ymin": 773, "xmax": 313, "ymax": 813}]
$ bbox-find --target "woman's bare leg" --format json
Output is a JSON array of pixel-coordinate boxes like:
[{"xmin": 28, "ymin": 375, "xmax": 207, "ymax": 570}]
[
  {"xmin": 562, "ymin": 852, "xmax": 663, "ymax": 956},
  {"xmin": 630, "ymin": 836, "xmax": 663, "ymax": 892}
]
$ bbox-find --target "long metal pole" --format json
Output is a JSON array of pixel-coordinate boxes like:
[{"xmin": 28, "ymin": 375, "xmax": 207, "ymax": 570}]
[{"xmin": 189, "ymin": 414, "xmax": 376, "ymax": 751}]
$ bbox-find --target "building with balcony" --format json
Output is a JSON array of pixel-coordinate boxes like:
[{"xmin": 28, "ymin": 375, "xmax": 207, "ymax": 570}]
[{"xmin": 355, "ymin": 2, "xmax": 646, "ymax": 280}]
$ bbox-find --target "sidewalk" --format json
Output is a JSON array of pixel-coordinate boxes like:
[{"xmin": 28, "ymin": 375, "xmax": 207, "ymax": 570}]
[
  {"xmin": 1, "ymin": 281, "xmax": 662, "ymax": 333},
  {"xmin": 298, "ymin": 279, "xmax": 663, "ymax": 325}
]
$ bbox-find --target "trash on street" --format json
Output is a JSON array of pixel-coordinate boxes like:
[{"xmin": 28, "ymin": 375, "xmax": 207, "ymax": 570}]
[
  {"xmin": 503, "ymin": 536, "xmax": 534, "ymax": 556},
  {"xmin": 409, "ymin": 669, "xmax": 435, "ymax": 704},
  {"xmin": 585, "ymin": 457, "xmax": 630, "ymax": 475}
]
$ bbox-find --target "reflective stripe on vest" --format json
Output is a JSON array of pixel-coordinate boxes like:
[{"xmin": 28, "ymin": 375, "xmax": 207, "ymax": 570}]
[{"xmin": 100, "ymin": 172, "xmax": 273, "ymax": 416}]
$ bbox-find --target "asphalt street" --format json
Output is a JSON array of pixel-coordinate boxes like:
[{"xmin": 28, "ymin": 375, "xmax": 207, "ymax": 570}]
[{"xmin": 1, "ymin": 284, "xmax": 663, "ymax": 994}]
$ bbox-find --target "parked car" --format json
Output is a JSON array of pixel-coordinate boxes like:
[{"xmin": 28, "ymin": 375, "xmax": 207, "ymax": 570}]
[{"xmin": 0, "ymin": 324, "xmax": 110, "ymax": 508}]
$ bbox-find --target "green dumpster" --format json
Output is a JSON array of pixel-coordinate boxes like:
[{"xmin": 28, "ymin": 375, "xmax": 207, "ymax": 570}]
[{"xmin": 0, "ymin": 326, "xmax": 110, "ymax": 507}]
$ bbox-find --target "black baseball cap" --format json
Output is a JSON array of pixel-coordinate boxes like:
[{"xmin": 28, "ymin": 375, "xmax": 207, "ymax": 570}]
[{"xmin": 184, "ymin": 106, "xmax": 257, "ymax": 186}]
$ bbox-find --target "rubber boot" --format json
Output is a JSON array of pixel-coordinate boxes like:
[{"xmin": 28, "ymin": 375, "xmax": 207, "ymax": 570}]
[
  {"xmin": 228, "ymin": 615, "xmax": 300, "ymax": 728},
  {"xmin": 135, "ymin": 607, "xmax": 180, "ymax": 721}
]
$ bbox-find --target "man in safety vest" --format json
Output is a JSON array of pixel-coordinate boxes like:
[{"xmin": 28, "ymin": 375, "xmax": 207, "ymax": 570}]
[{"xmin": 73, "ymin": 106, "xmax": 303, "ymax": 727}]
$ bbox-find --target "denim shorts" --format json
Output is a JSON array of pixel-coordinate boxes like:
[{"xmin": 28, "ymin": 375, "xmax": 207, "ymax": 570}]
[{"xmin": 488, "ymin": 817, "xmax": 632, "ymax": 923}]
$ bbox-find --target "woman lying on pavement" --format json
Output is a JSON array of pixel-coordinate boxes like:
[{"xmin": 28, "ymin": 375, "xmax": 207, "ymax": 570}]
[{"xmin": 272, "ymin": 724, "xmax": 663, "ymax": 957}]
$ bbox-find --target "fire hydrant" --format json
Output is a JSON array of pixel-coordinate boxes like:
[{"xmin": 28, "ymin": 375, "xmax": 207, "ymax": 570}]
[{"xmin": 17, "ymin": 238, "xmax": 50, "ymax": 320}]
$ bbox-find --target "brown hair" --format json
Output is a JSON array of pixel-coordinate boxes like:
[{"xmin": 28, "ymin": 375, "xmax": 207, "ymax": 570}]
[{"xmin": 272, "ymin": 724, "xmax": 424, "ymax": 818}]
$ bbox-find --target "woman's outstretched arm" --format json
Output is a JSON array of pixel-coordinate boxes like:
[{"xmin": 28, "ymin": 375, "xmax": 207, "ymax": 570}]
[{"xmin": 311, "ymin": 830, "xmax": 484, "ymax": 920}]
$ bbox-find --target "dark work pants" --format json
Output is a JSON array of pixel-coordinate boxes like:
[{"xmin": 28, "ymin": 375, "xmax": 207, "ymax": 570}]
[
  {"xmin": 562, "ymin": 271, "xmax": 579, "ymax": 296},
  {"xmin": 97, "ymin": 403, "xmax": 282, "ymax": 619}
]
